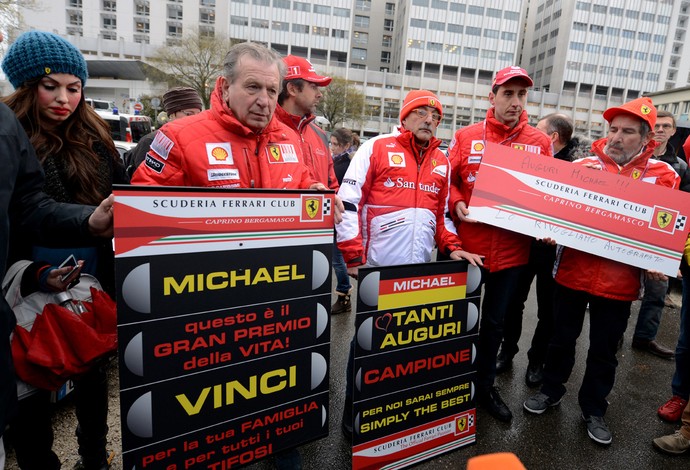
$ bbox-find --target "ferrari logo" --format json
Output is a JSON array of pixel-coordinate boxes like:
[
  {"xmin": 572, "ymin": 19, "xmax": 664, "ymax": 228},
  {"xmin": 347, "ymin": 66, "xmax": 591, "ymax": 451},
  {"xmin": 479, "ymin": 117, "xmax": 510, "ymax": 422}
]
[
  {"xmin": 632, "ymin": 169, "xmax": 641, "ymax": 179},
  {"xmin": 657, "ymin": 211, "xmax": 672, "ymax": 229},
  {"xmin": 641, "ymin": 105, "xmax": 651, "ymax": 115},
  {"xmin": 269, "ymin": 146, "xmax": 281, "ymax": 161},
  {"xmin": 457, "ymin": 417, "xmax": 467, "ymax": 432},
  {"xmin": 429, "ymin": 99, "xmax": 436, "ymax": 107},
  {"xmin": 432, "ymin": 159, "xmax": 437, "ymax": 167},
  {"xmin": 305, "ymin": 198, "xmax": 320, "ymax": 219}
]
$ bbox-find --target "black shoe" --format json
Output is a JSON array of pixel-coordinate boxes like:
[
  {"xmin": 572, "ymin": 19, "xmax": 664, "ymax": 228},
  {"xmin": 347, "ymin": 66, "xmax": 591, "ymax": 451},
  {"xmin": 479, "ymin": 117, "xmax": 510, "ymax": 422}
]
[
  {"xmin": 495, "ymin": 349, "xmax": 514, "ymax": 374},
  {"xmin": 478, "ymin": 386, "xmax": 512, "ymax": 422},
  {"xmin": 525, "ymin": 363, "xmax": 544, "ymax": 388},
  {"xmin": 631, "ymin": 338, "xmax": 674, "ymax": 359}
]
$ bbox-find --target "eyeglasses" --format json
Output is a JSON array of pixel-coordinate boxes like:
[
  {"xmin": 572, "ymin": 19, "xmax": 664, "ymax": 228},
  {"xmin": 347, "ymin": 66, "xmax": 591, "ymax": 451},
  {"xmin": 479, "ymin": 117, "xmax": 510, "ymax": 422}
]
[
  {"xmin": 412, "ymin": 108, "xmax": 442, "ymax": 123},
  {"xmin": 329, "ymin": 141, "xmax": 340, "ymax": 146},
  {"xmin": 654, "ymin": 123, "xmax": 674, "ymax": 130}
]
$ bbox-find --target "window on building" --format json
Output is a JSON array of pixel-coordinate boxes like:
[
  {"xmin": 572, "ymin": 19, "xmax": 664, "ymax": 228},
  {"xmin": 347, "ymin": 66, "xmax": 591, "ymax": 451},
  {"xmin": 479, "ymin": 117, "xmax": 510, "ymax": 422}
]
[
  {"xmin": 167, "ymin": 5, "xmax": 182, "ymax": 19},
  {"xmin": 464, "ymin": 47, "xmax": 478, "ymax": 56},
  {"xmin": 647, "ymin": 73, "xmax": 659, "ymax": 81},
  {"xmin": 618, "ymin": 49, "xmax": 632, "ymax": 58},
  {"xmin": 251, "ymin": 18, "xmax": 269, "ymax": 28},
  {"xmin": 654, "ymin": 34, "xmax": 666, "ymax": 43},
  {"xmin": 200, "ymin": 10, "xmax": 215, "ymax": 24},
  {"xmin": 69, "ymin": 0, "xmax": 82, "ymax": 6},
  {"xmin": 448, "ymin": 24, "xmax": 462, "ymax": 33},
  {"xmin": 592, "ymin": 4, "xmax": 606, "ymax": 13},
  {"xmin": 133, "ymin": 33, "xmax": 149, "ymax": 43},
  {"xmin": 356, "ymin": 0, "xmax": 371, "ymax": 11},
  {"xmin": 570, "ymin": 42, "xmax": 584, "ymax": 50},
  {"xmin": 637, "ymin": 32, "xmax": 651, "ymax": 41},
  {"xmin": 535, "ymin": 21, "xmax": 542, "ymax": 30},
  {"xmin": 312, "ymin": 26, "xmax": 328, "ymax": 36},
  {"xmin": 314, "ymin": 4, "xmax": 330, "ymax": 14},
  {"xmin": 167, "ymin": 24, "xmax": 182, "ymax": 36},
  {"xmin": 384, "ymin": 19, "xmax": 394, "ymax": 31},
  {"xmin": 634, "ymin": 51, "xmax": 647, "ymax": 60},
  {"xmin": 427, "ymin": 42, "xmax": 443, "ymax": 51},
  {"xmin": 273, "ymin": 0, "xmax": 290, "ymax": 8},
  {"xmin": 102, "ymin": 0, "xmax": 116, "ymax": 12},
  {"xmin": 68, "ymin": 11, "xmax": 83, "ymax": 25},
  {"xmin": 499, "ymin": 52, "xmax": 513, "ymax": 61},
  {"xmin": 583, "ymin": 64, "xmax": 596, "ymax": 72},
  {"xmin": 538, "ymin": 52, "xmax": 545, "ymax": 60},
  {"xmin": 626, "ymin": 10, "xmax": 639, "ymax": 19},
  {"xmin": 543, "ymin": 16, "xmax": 551, "ymax": 25},
  {"xmin": 486, "ymin": 7, "xmax": 501, "ymax": 18},
  {"xmin": 630, "ymin": 71, "xmax": 643, "ymax": 79},
  {"xmin": 502, "ymin": 32, "xmax": 516, "ymax": 41},
  {"xmin": 602, "ymin": 47, "xmax": 615, "ymax": 55},
  {"xmin": 253, "ymin": 0, "xmax": 270, "ymax": 5},
  {"xmin": 135, "ymin": 1, "xmax": 149, "ymax": 16},
  {"xmin": 450, "ymin": 2, "xmax": 465, "ymax": 12},
  {"xmin": 606, "ymin": 27, "xmax": 620, "ymax": 36},
  {"xmin": 199, "ymin": 26, "xmax": 214, "ymax": 37},
  {"xmin": 641, "ymin": 12, "xmax": 654, "ymax": 21},
  {"xmin": 410, "ymin": 18, "xmax": 426, "ymax": 28},
  {"xmin": 590, "ymin": 24, "xmax": 603, "ymax": 33},
  {"xmin": 381, "ymin": 51, "xmax": 391, "ymax": 63},
  {"xmin": 102, "ymin": 15, "xmax": 116, "ymax": 29},
  {"xmin": 530, "ymin": 56, "xmax": 536, "ymax": 65},
  {"xmin": 504, "ymin": 10, "xmax": 518, "ymax": 20},
  {"xmin": 532, "ymin": 39, "xmax": 539, "ymax": 48},
  {"xmin": 431, "ymin": 0, "xmax": 447, "ymax": 8},
  {"xmin": 352, "ymin": 48, "xmax": 367, "ymax": 60},
  {"xmin": 201, "ymin": 0, "xmax": 215, "ymax": 5},
  {"xmin": 609, "ymin": 7, "xmax": 623, "ymax": 15},
  {"xmin": 429, "ymin": 21, "xmax": 444, "ymax": 30},
  {"xmin": 622, "ymin": 30, "xmax": 634, "ymax": 38},
  {"xmin": 547, "ymin": 47, "xmax": 556, "ymax": 56},
  {"xmin": 333, "ymin": 7, "xmax": 349, "ymax": 17},
  {"xmin": 412, "ymin": 0, "xmax": 428, "ymax": 5},
  {"xmin": 658, "ymin": 15, "xmax": 670, "ymax": 24},
  {"xmin": 553, "ymin": 9, "xmax": 562, "ymax": 19},
  {"xmin": 573, "ymin": 22, "xmax": 586, "ymax": 31},
  {"xmin": 650, "ymin": 54, "xmax": 663, "ymax": 62},
  {"xmin": 586, "ymin": 44, "xmax": 600, "ymax": 53},
  {"xmin": 481, "ymin": 49, "xmax": 496, "ymax": 59},
  {"xmin": 484, "ymin": 29, "xmax": 499, "ymax": 38},
  {"xmin": 567, "ymin": 61, "xmax": 581, "ymax": 70},
  {"xmin": 466, "ymin": 26, "xmax": 481, "ymax": 36},
  {"xmin": 616, "ymin": 68, "xmax": 628, "ymax": 77},
  {"xmin": 550, "ymin": 30, "xmax": 558, "ymax": 38},
  {"xmin": 135, "ymin": 19, "xmax": 149, "ymax": 32},
  {"xmin": 354, "ymin": 15, "xmax": 370, "ymax": 27},
  {"xmin": 292, "ymin": 23, "xmax": 309, "ymax": 33},
  {"xmin": 576, "ymin": 1, "xmax": 590, "ymax": 11},
  {"xmin": 293, "ymin": 1, "xmax": 310, "ymax": 11},
  {"xmin": 353, "ymin": 31, "xmax": 368, "ymax": 44},
  {"xmin": 331, "ymin": 29, "xmax": 348, "ymax": 39},
  {"xmin": 468, "ymin": 5, "xmax": 484, "ymax": 15},
  {"xmin": 230, "ymin": 16, "xmax": 248, "ymax": 26},
  {"xmin": 382, "ymin": 35, "xmax": 392, "ymax": 47},
  {"xmin": 385, "ymin": 3, "xmax": 395, "ymax": 15},
  {"xmin": 272, "ymin": 21, "xmax": 289, "ymax": 31},
  {"xmin": 409, "ymin": 39, "xmax": 423, "ymax": 49}
]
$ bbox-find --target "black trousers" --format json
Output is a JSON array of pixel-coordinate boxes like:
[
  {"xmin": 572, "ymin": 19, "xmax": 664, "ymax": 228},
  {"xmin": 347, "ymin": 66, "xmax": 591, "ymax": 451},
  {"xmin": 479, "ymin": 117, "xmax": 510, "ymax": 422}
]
[
  {"xmin": 541, "ymin": 284, "xmax": 631, "ymax": 417},
  {"xmin": 9, "ymin": 362, "xmax": 109, "ymax": 470}
]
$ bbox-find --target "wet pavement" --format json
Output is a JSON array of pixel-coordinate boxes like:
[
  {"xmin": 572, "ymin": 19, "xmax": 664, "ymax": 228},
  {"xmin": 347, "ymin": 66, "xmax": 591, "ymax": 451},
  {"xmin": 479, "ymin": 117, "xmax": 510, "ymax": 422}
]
[{"xmin": 246, "ymin": 281, "xmax": 687, "ymax": 470}]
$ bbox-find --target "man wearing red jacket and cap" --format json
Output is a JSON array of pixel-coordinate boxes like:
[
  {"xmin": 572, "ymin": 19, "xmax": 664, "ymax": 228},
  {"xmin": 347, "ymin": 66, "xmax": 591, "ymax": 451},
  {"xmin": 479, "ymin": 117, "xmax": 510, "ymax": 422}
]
[
  {"xmin": 275, "ymin": 56, "xmax": 352, "ymax": 315},
  {"xmin": 523, "ymin": 97, "xmax": 680, "ymax": 446},
  {"xmin": 447, "ymin": 66, "xmax": 552, "ymax": 423}
]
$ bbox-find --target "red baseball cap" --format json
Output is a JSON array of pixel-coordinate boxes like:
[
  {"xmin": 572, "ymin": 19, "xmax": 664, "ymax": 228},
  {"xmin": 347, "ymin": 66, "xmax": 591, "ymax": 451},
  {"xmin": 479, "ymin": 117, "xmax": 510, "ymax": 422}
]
[
  {"xmin": 492, "ymin": 66, "xmax": 533, "ymax": 88},
  {"xmin": 283, "ymin": 55, "xmax": 332, "ymax": 86},
  {"xmin": 603, "ymin": 97, "xmax": 656, "ymax": 129}
]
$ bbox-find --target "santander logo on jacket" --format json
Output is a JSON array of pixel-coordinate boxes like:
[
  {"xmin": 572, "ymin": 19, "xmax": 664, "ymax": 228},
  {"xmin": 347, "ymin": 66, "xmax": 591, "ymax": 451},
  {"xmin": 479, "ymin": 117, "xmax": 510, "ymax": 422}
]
[{"xmin": 131, "ymin": 80, "xmax": 313, "ymax": 190}]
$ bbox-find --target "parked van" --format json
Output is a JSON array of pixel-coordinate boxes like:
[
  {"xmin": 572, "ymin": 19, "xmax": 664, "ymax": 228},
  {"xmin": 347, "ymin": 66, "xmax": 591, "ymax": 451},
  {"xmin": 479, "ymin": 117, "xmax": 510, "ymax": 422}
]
[
  {"xmin": 86, "ymin": 98, "xmax": 115, "ymax": 112},
  {"xmin": 96, "ymin": 109, "xmax": 152, "ymax": 144}
]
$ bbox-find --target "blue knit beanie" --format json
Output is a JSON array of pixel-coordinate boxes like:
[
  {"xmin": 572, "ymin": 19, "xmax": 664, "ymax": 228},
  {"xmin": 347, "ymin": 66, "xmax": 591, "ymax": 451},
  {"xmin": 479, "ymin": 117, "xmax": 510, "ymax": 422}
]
[{"xmin": 2, "ymin": 31, "xmax": 88, "ymax": 89}]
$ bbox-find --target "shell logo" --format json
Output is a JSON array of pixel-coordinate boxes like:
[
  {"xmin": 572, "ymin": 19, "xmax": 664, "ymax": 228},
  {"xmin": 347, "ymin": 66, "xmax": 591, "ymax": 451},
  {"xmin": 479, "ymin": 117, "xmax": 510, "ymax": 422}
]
[
  {"xmin": 391, "ymin": 154, "xmax": 404, "ymax": 165},
  {"xmin": 211, "ymin": 147, "xmax": 229, "ymax": 161},
  {"xmin": 641, "ymin": 105, "xmax": 651, "ymax": 115},
  {"xmin": 473, "ymin": 142, "xmax": 485, "ymax": 152}
]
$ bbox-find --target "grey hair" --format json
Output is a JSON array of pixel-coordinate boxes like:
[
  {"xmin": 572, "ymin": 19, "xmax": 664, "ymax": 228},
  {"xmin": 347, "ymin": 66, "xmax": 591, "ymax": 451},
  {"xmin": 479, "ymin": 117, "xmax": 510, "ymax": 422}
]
[{"xmin": 223, "ymin": 42, "xmax": 286, "ymax": 85}]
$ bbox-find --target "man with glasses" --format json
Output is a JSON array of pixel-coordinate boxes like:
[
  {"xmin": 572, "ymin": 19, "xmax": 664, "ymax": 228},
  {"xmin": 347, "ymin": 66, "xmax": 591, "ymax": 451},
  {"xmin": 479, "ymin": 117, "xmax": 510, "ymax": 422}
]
[
  {"xmin": 447, "ymin": 66, "xmax": 552, "ymax": 423},
  {"xmin": 336, "ymin": 90, "xmax": 483, "ymax": 439},
  {"xmin": 631, "ymin": 110, "xmax": 690, "ymax": 360}
]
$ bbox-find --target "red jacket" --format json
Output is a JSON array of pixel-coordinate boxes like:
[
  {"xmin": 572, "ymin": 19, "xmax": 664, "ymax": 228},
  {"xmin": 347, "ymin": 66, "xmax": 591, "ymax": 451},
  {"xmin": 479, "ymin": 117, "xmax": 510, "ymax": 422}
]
[
  {"xmin": 336, "ymin": 128, "xmax": 462, "ymax": 267},
  {"xmin": 447, "ymin": 109, "xmax": 553, "ymax": 272},
  {"xmin": 131, "ymin": 80, "xmax": 313, "ymax": 189},
  {"xmin": 275, "ymin": 106, "xmax": 338, "ymax": 191},
  {"xmin": 554, "ymin": 138, "xmax": 680, "ymax": 301}
]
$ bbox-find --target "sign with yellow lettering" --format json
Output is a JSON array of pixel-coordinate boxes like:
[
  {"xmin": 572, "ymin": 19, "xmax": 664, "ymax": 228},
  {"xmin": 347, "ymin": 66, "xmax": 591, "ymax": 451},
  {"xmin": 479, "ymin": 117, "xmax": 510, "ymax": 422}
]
[
  {"xmin": 351, "ymin": 262, "xmax": 481, "ymax": 469},
  {"xmin": 113, "ymin": 186, "xmax": 334, "ymax": 470}
]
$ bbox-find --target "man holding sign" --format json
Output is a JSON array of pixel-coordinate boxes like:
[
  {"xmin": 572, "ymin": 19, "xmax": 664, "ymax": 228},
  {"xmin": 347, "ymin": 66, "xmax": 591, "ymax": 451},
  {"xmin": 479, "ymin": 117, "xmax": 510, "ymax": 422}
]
[
  {"xmin": 447, "ymin": 66, "xmax": 552, "ymax": 422},
  {"xmin": 523, "ymin": 97, "xmax": 680, "ymax": 446}
]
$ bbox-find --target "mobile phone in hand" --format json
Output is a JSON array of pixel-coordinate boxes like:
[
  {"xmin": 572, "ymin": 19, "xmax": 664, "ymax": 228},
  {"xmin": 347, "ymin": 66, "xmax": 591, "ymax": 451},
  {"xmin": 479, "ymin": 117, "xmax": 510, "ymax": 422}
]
[{"xmin": 58, "ymin": 254, "xmax": 79, "ymax": 282}]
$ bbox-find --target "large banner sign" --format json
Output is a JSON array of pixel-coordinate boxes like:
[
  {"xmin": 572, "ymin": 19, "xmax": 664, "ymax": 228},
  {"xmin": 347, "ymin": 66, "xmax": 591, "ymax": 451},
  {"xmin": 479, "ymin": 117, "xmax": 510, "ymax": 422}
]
[
  {"xmin": 113, "ymin": 186, "xmax": 334, "ymax": 470},
  {"xmin": 470, "ymin": 142, "xmax": 690, "ymax": 276},
  {"xmin": 351, "ymin": 261, "xmax": 482, "ymax": 469}
]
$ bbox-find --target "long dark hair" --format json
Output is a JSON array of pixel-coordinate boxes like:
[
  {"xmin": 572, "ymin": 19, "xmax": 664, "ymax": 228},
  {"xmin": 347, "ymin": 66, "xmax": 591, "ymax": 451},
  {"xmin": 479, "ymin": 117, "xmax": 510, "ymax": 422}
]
[{"xmin": 2, "ymin": 77, "xmax": 119, "ymax": 204}]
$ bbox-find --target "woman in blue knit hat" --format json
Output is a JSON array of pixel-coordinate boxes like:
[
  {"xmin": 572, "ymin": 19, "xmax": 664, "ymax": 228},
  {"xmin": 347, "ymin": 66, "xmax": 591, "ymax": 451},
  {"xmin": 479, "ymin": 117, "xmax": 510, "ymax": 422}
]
[{"xmin": 1, "ymin": 31, "xmax": 126, "ymax": 470}]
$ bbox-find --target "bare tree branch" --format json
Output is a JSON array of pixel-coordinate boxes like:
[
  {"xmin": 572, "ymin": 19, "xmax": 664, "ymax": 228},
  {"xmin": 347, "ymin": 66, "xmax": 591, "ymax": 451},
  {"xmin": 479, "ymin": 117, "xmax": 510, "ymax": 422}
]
[{"xmin": 316, "ymin": 76, "xmax": 365, "ymax": 129}]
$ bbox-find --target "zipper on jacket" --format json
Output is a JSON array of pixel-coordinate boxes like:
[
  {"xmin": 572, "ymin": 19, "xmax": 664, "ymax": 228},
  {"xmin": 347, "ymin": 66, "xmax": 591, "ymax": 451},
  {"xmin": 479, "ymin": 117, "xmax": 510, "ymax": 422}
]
[{"xmin": 244, "ymin": 148, "xmax": 255, "ymax": 188}]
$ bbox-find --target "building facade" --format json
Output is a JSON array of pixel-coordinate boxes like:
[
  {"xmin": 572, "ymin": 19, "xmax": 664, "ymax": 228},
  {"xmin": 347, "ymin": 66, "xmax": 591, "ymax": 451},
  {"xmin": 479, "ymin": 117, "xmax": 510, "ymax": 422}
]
[{"xmin": 7, "ymin": 0, "xmax": 689, "ymax": 140}]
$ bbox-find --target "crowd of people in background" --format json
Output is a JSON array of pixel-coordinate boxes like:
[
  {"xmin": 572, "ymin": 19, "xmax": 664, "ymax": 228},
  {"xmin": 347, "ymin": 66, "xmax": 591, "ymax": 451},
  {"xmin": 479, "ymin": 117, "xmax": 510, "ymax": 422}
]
[{"xmin": 0, "ymin": 31, "xmax": 689, "ymax": 470}]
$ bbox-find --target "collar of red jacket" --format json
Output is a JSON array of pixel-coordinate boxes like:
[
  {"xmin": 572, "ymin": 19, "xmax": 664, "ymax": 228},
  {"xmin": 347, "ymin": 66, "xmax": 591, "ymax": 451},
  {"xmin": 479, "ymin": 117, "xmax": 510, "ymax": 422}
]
[
  {"xmin": 275, "ymin": 105, "xmax": 315, "ymax": 133},
  {"xmin": 485, "ymin": 107, "xmax": 529, "ymax": 139},
  {"xmin": 395, "ymin": 126, "xmax": 441, "ymax": 162},
  {"xmin": 591, "ymin": 137, "xmax": 658, "ymax": 173}
]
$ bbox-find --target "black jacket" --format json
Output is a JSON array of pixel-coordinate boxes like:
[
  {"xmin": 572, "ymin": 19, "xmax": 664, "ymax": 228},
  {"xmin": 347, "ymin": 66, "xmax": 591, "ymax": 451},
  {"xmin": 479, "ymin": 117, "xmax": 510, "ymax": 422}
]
[{"xmin": 0, "ymin": 103, "xmax": 96, "ymax": 434}]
